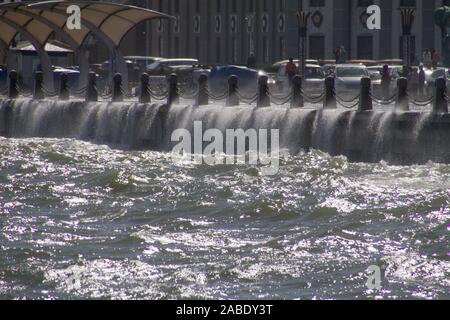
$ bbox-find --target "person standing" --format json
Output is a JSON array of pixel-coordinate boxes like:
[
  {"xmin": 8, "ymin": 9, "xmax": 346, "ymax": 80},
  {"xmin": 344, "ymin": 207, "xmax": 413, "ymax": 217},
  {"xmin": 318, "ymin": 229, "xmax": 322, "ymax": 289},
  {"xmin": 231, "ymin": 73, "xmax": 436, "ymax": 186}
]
[
  {"xmin": 285, "ymin": 58, "xmax": 298, "ymax": 84},
  {"xmin": 431, "ymin": 49, "xmax": 440, "ymax": 69},
  {"xmin": 334, "ymin": 47, "xmax": 341, "ymax": 64},
  {"xmin": 338, "ymin": 46, "xmax": 347, "ymax": 63}
]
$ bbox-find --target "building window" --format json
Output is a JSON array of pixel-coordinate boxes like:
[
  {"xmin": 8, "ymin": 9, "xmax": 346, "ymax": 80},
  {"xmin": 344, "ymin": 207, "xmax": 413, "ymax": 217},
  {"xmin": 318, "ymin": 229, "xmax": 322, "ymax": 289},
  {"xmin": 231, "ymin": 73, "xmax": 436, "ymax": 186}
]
[
  {"xmin": 309, "ymin": 35, "xmax": 325, "ymax": 60},
  {"xmin": 158, "ymin": 36, "xmax": 164, "ymax": 56},
  {"xmin": 279, "ymin": 37, "xmax": 285, "ymax": 60},
  {"xmin": 263, "ymin": 38, "xmax": 269, "ymax": 63},
  {"xmin": 216, "ymin": 38, "xmax": 221, "ymax": 63},
  {"xmin": 231, "ymin": 37, "xmax": 238, "ymax": 63},
  {"xmin": 357, "ymin": 36, "xmax": 374, "ymax": 59},
  {"xmin": 174, "ymin": 37, "xmax": 179, "ymax": 57},
  {"xmin": 195, "ymin": 37, "xmax": 200, "ymax": 59},
  {"xmin": 400, "ymin": 0, "xmax": 416, "ymax": 7},
  {"xmin": 310, "ymin": 0, "xmax": 325, "ymax": 7}
]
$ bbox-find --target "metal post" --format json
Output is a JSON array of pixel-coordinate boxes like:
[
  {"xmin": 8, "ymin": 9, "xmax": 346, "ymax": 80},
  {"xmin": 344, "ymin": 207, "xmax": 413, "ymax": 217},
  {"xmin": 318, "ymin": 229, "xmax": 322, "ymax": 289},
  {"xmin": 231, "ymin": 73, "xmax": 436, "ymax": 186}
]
[
  {"xmin": 85, "ymin": 72, "xmax": 98, "ymax": 102},
  {"xmin": 139, "ymin": 73, "xmax": 150, "ymax": 103},
  {"xmin": 59, "ymin": 73, "xmax": 69, "ymax": 101},
  {"xmin": 432, "ymin": 77, "xmax": 448, "ymax": 114},
  {"xmin": 226, "ymin": 75, "xmax": 239, "ymax": 107},
  {"xmin": 396, "ymin": 77, "xmax": 409, "ymax": 111},
  {"xmin": 257, "ymin": 75, "xmax": 270, "ymax": 108},
  {"xmin": 323, "ymin": 76, "xmax": 336, "ymax": 109},
  {"xmin": 291, "ymin": 75, "xmax": 303, "ymax": 108},
  {"xmin": 167, "ymin": 73, "xmax": 179, "ymax": 106},
  {"xmin": 8, "ymin": 70, "xmax": 18, "ymax": 99},
  {"xmin": 112, "ymin": 73, "xmax": 123, "ymax": 102},
  {"xmin": 33, "ymin": 71, "xmax": 44, "ymax": 100},
  {"xmin": 358, "ymin": 77, "xmax": 372, "ymax": 111},
  {"xmin": 196, "ymin": 74, "xmax": 209, "ymax": 106}
]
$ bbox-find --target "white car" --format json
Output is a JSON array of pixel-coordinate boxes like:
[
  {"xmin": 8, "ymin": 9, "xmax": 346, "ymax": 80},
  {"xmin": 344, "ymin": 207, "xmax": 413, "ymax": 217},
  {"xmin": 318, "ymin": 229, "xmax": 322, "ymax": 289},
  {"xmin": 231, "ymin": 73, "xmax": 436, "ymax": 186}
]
[
  {"xmin": 146, "ymin": 59, "xmax": 199, "ymax": 76},
  {"xmin": 334, "ymin": 64, "xmax": 370, "ymax": 96},
  {"xmin": 426, "ymin": 68, "xmax": 450, "ymax": 91},
  {"xmin": 274, "ymin": 64, "xmax": 325, "ymax": 94}
]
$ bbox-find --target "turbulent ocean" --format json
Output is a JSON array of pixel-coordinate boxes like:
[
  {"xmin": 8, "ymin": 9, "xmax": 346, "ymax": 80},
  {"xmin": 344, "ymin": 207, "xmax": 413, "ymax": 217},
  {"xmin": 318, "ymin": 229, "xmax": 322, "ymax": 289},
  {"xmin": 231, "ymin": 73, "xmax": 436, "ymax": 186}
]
[{"xmin": 0, "ymin": 99, "xmax": 449, "ymax": 299}]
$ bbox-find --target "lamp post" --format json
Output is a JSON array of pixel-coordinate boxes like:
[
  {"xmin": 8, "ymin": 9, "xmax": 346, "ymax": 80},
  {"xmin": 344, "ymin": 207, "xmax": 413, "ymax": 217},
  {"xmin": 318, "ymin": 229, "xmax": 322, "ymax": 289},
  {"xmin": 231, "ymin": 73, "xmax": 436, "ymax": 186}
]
[
  {"xmin": 296, "ymin": 10, "xmax": 311, "ymax": 78},
  {"xmin": 434, "ymin": 6, "xmax": 450, "ymax": 67},
  {"xmin": 399, "ymin": 7, "xmax": 416, "ymax": 67}
]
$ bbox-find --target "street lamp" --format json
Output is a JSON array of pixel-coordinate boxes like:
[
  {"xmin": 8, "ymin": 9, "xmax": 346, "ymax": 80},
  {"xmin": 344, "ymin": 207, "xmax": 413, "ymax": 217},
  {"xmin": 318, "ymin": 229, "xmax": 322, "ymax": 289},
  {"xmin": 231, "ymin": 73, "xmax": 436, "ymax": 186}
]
[
  {"xmin": 434, "ymin": 6, "xmax": 450, "ymax": 67},
  {"xmin": 399, "ymin": 7, "xmax": 416, "ymax": 67},
  {"xmin": 245, "ymin": 14, "xmax": 255, "ymax": 56},
  {"xmin": 296, "ymin": 10, "xmax": 311, "ymax": 78}
]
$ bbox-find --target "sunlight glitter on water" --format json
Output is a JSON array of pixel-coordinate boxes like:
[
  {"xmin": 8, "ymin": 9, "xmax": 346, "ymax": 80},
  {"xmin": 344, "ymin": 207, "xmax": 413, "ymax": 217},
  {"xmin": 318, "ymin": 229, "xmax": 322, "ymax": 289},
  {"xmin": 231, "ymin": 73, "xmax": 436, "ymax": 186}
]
[{"xmin": 0, "ymin": 137, "xmax": 449, "ymax": 299}]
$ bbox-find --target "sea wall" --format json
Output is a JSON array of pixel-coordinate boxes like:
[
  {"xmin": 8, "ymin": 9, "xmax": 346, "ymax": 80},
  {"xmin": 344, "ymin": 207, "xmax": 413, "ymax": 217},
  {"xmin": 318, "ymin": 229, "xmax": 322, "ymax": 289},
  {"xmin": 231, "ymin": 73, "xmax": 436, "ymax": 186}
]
[{"xmin": 0, "ymin": 98, "xmax": 449, "ymax": 165}]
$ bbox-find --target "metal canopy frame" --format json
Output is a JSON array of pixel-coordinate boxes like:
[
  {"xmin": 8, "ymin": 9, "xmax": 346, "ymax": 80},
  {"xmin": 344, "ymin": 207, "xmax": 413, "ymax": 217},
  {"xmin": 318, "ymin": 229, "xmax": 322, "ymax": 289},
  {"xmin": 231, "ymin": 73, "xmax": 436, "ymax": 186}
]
[{"xmin": 0, "ymin": 1, "xmax": 171, "ymax": 93}]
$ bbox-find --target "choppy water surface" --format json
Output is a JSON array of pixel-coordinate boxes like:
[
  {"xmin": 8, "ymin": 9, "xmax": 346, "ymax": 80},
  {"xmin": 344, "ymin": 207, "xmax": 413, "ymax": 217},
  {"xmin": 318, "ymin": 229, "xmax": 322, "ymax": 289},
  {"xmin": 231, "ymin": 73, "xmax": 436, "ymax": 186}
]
[{"xmin": 0, "ymin": 137, "xmax": 448, "ymax": 299}]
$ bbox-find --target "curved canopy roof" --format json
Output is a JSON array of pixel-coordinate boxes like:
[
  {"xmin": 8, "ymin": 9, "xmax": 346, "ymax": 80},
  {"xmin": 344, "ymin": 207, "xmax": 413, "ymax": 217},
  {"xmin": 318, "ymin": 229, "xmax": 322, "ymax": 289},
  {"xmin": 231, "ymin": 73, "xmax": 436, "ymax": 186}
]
[{"xmin": 0, "ymin": 1, "xmax": 171, "ymax": 48}]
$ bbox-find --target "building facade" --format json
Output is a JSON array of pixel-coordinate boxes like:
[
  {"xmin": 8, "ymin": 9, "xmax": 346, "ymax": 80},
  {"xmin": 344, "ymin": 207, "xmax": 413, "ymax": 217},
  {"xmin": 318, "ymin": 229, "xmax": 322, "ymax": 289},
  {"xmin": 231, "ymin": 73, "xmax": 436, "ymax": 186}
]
[
  {"xmin": 144, "ymin": 0, "xmax": 450, "ymax": 66},
  {"xmin": 1, "ymin": 0, "xmax": 449, "ymax": 67}
]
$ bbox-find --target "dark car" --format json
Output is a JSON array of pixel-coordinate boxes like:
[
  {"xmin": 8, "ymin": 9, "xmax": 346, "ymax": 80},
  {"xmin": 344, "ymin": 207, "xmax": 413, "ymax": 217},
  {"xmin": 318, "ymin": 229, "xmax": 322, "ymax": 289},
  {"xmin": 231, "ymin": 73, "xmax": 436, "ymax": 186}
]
[{"xmin": 208, "ymin": 65, "xmax": 266, "ymax": 94}]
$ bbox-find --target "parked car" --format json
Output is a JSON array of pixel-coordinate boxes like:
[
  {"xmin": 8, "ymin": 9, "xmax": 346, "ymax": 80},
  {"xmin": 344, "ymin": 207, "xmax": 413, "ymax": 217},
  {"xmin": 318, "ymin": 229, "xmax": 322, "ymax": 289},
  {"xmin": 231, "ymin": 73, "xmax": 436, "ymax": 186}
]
[
  {"xmin": 321, "ymin": 64, "xmax": 336, "ymax": 77},
  {"xmin": 334, "ymin": 64, "xmax": 370, "ymax": 96},
  {"xmin": 52, "ymin": 66, "xmax": 82, "ymax": 89},
  {"xmin": 274, "ymin": 64, "xmax": 325, "ymax": 94},
  {"xmin": 426, "ymin": 68, "xmax": 450, "ymax": 91},
  {"xmin": 146, "ymin": 59, "xmax": 199, "ymax": 76},
  {"xmin": 208, "ymin": 65, "xmax": 265, "ymax": 94},
  {"xmin": 124, "ymin": 56, "xmax": 163, "ymax": 71}
]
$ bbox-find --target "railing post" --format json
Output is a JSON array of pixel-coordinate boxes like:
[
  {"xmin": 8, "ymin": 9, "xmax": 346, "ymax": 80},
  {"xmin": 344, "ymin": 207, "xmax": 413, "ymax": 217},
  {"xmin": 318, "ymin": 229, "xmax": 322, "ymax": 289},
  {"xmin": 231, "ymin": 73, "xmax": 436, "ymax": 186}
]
[
  {"xmin": 226, "ymin": 75, "xmax": 239, "ymax": 106},
  {"xmin": 139, "ymin": 73, "xmax": 150, "ymax": 103},
  {"xmin": 112, "ymin": 73, "xmax": 123, "ymax": 102},
  {"xmin": 291, "ymin": 75, "xmax": 303, "ymax": 108},
  {"xmin": 257, "ymin": 75, "xmax": 270, "ymax": 108},
  {"xmin": 8, "ymin": 70, "xmax": 18, "ymax": 99},
  {"xmin": 196, "ymin": 74, "xmax": 208, "ymax": 106},
  {"xmin": 433, "ymin": 77, "xmax": 448, "ymax": 114},
  {"xmin": 85, "ymin": 72, "xmax": 98, "ymax": 102},
  {"xmin": 323, "ymin": 76, "xmax": 336, "ymax": 109},
  {"xmin": 358, "ymin": 77, "xmax": 372, "ymax": 111},
  {"xmin": 395, "ymin": 77, "xmax": 409, "ymax": 111},
  {"xmin": 59, "ymin": 73, "xmax": 69, "ymax": 101},
  {"xmin": 33, "ymin": 71, "xmax": 44, "ymax": 100},
  {"xmin": 167, "ymin": 73, "xmax": 179, "ymax": 105}
]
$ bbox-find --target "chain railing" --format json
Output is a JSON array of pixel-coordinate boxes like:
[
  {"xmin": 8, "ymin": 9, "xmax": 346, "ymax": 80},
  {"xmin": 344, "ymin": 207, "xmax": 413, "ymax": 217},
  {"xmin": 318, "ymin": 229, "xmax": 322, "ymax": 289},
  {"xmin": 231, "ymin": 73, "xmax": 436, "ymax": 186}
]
[
  {"xmin": 406, "ymin": 93, "xmax": 434, "ymax": 106},
  {"xmin": 1, "ymin": 71, "xmax": 448, "ymax": 114}
]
